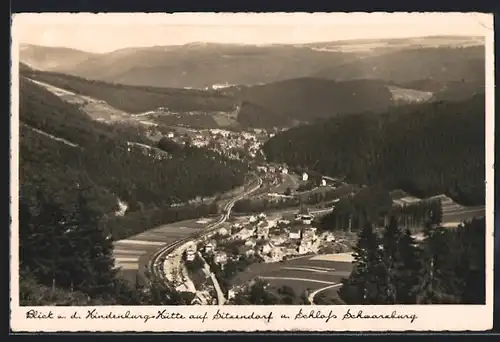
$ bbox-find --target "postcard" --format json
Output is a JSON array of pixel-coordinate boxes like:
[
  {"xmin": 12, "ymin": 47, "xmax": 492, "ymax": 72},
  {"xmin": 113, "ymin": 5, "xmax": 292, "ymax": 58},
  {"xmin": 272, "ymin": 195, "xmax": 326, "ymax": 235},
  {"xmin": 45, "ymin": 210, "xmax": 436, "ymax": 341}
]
[{"xmin": 10, "ymin": 12, "xmax": 494, "ymax": 332}]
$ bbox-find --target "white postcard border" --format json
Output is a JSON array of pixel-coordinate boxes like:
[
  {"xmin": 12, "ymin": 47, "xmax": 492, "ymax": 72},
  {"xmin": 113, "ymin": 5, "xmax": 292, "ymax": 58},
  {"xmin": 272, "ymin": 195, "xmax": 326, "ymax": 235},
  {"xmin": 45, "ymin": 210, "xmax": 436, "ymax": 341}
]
[{"xmin": 9, "ymin": 12, "xmax": 495, "ymax": 332}]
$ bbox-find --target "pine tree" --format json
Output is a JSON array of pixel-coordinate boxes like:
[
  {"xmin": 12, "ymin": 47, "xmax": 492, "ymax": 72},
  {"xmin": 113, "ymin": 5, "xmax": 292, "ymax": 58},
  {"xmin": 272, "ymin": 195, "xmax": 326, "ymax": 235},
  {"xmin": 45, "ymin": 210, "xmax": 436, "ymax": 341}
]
[
  {"xmin": 378, "ymin": 216, "xmax": 404, "ymax": 304},
  {"xmin": 67, "ymin": 192, "xmax": 116, "ymax": 297},
  {"xmin": 28, "ymin": 192, "xmax": 69, "ymax": 291},
  {"xmin": 453, "ymin": 218, "xmax": 486, "ymax": 304},
  {"xmin": 338, "ymin": 221, "xmax": 383, "ymax": 304},
  {"xmin": 19, "ymin": 198, "xmax": 34, "ymax": 271},
  {"xmin": 415, "ymin": 222, "xmax": 459, "ymax": 304},
  {"xmin": 396, "ymin": 228, "xmax": 421, "ymax": 303}
]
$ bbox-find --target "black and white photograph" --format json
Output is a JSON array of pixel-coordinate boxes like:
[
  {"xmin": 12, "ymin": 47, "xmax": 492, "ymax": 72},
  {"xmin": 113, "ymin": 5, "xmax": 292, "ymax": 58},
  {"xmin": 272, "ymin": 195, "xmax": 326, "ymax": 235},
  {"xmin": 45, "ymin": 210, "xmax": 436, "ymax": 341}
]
[{"xmin": 10, "ymin": 12, "xmax": 494, "ymax": 332}]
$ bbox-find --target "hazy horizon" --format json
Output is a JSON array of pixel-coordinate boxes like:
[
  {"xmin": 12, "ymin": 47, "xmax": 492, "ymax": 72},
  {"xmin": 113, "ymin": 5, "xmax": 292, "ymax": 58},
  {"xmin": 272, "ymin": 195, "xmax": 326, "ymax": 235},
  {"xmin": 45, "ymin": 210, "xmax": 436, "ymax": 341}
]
[
  {"xmin": 13, "ymin": 12, "xmax": 492, "ymax": 54},
  {"xmin": 19, "ymin": 33, "xmax": 486, "ymax": 55}
]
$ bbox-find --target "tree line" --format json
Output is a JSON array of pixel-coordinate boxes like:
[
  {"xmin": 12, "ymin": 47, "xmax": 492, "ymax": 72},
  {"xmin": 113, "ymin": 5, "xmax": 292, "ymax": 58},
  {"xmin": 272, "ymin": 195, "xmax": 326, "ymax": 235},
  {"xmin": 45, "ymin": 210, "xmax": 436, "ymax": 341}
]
[
  {"xmin": 319, "ymin": 185, "xmax": 444, "ymax": 234},
  {"xmin": 339, "ymin": 215, "xmax": 485, "ymax": 304},
  {"xmin": 22, "ymin": 69, "xmax": 236, "ymax": 114},
  {"xmin": 232, "ymin": 185, "xmax": 353, "ymax": 214},
  {"xmin": 19, "ymin": 190, "xmax": 194, "ymax": 305},
  {"xmin": 263, "ymin": 94, "xmax": 485, "ymax": 206}
]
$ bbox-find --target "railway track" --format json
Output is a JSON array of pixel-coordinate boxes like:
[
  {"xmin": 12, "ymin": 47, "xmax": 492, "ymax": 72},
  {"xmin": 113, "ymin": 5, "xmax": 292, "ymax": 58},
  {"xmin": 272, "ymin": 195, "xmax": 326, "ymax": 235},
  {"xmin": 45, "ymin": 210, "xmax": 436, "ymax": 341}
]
[{"xmin": 147, "ymin": 174, "xmax": 263, "ymax": 289}]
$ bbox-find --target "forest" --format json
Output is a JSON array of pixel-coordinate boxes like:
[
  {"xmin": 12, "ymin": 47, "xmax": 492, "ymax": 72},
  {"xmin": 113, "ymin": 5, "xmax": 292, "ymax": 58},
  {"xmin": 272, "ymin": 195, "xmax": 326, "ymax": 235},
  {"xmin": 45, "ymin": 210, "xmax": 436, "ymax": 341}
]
[
  {"xmin": 21, "ymin": 69, "xmax": 236, "ymax": 114},
  {"xmin": 318, "ymin": 185, "xmax": 444, "ymax": 234},
  {"xmin": 19, "ymin": 191, "xmax": 195, "ymax": 305},
  {"xmin": 339, "ymin": 216, "xmax": 485, "ymax": 305},
  {"xmin": 263, "ymin": 94, "xmax": 485, "ymax": 206},
  {"xmin": 18, "ymin": 78, "xmax": 250, "ymax": 304},
  {"xmin": 20, "ymin": 78, "xmax": 247, "ymax": 215}
]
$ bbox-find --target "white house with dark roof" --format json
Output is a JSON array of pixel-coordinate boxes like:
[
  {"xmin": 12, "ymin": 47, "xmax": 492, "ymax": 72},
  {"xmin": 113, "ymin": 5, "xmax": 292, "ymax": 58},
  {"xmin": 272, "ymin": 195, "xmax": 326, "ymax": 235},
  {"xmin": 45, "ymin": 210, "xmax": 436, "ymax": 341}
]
[{"xmin": 302, "ymin": 172, "xmax": 309, "ymax": 182}]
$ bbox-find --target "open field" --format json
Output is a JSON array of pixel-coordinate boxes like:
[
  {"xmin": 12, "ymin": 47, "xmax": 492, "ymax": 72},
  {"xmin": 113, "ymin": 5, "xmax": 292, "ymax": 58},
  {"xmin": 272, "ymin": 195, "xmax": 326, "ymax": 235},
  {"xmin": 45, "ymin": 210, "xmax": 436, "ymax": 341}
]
[
  {"xmin": 392, "ymin": 191, "xmax": 485, "ymax": 227},
  {"xmin": 232, "ymin": 254, "xmax": 353, "ymax": 296},
  {"xmin": 113, "ymin": 217, "xmax": 217, "ymax": 283}
]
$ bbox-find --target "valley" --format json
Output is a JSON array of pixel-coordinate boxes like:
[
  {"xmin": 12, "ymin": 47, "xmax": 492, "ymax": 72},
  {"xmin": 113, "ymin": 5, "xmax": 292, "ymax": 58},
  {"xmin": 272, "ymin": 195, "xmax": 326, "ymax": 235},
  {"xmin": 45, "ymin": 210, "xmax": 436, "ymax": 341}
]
[{"xmin": 17, "ymin": 32, "xmax": 488, "ymax": 309}]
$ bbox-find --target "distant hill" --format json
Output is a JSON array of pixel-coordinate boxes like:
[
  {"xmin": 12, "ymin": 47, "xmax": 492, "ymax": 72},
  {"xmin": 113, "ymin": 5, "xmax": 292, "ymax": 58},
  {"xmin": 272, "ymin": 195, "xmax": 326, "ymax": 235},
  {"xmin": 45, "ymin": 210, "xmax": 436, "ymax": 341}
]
[
  {"xmin": 20, "ymin": 36, "xmax": 483, "ymax": 89},
  {"xmin": 263, "ymin": 94, "xmax": 485, "ymax": 206},
  {"xmin": 314, "ymin": 45, "xmax": 485, "ymax": 86},
  {"xmin": 20, "ymin": 43, "xmax": 353, "ymax": 89},
  {"xmin": 20, "ymin": 44, "xmax": 97, "ymax": 72}
]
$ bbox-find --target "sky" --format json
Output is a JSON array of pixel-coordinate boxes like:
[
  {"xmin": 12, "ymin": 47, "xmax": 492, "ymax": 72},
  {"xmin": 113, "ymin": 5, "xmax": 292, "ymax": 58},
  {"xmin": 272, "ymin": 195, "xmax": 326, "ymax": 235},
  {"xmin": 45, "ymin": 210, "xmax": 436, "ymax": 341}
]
[{"xmin": 13, "ymin": 12, "xmax": 493, "ymax": 53}]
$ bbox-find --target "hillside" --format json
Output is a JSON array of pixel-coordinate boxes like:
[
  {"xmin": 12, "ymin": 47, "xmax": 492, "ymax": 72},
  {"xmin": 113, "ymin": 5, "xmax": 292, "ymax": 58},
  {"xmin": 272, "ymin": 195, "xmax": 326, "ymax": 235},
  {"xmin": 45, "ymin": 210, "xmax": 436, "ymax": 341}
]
[
  {"xmin": 20, "ymin": 37, "xmax": 484, "ymax": 92},
  {"xmin": 21, "ymin": 43, "xmax": 354, "ymax": 89},
  {"xmin": 19, "ymin": 78, "xmax": 247, "ymax": 228},
  {"xmin": 20, "ymin": 44, "xmax": 96, "ymax": 72},
  {"xmin": 22, "ymin": 69, "xmax": 403, "ymax": 129},
  {"xmin": 314, "ymin": 46, "xmax": 485, "ymax": 87},
  {"xmin": 227, "ymin": 78, "xmax": 395, "ymax": 123},
  {"xmin": 263, "ymin": 94, "xmax": 485, "ymax": 206},
  {"xmin": 21, "ymin": 69, "xmax": 236, "ymax": 114}
]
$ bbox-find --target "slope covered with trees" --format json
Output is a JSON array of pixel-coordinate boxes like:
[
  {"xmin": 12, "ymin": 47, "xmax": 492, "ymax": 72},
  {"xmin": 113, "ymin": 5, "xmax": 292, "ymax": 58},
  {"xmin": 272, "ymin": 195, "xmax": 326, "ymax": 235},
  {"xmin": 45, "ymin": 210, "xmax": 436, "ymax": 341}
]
[
  {"xmin": 18, "ymin": 77, "xmax": 251, "ymax": 304},
  {"xmin": 20, "ymin": 78, "xmax": 247, "ymax": 231},
  {"xmin": 339, "ymin": 216, "xmax": 485, "ymax": 305},
  {"xmin": 19, "ymin": 190, "xmax": 195, "ymax": 306},
  {"xmin": 314, "ymin": 46, "xmax": 485, "ymax": 86},
  {"xmin": 24, "ymin": 69, "xmax": 399, "ymax": 128},
  {"xmin": 22, "ymin": 69, "xmax": 236, "ymax": 114},
  {"xmin": 229, "ymin": 78, "xmax": 395, "ymax": 123},
  {"xmin": 263, "ymin": 94, "xmax": 485, "ymax": 205}
]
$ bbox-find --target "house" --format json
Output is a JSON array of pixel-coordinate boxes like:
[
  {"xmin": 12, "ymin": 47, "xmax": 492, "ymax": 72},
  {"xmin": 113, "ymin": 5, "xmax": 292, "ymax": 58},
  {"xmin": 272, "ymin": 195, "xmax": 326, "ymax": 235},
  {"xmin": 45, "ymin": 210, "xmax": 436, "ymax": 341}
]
[
  {"xmin": 300, "ymin": 214, "xmax": 314, "ymax": 225},
  {"xmin": 187, "ymin": 242, "xmax": 197, "ymax": 252},
  {"xmin": 278, "ymin": 219, "xmax": 290, "ymax": 226},
  {"xmin": 302, "ymin": 227, "xmax": 317, "ymax": 241},
  {"xmin": 269, "ymin": 232, "xmax": 288, "ymax": 246},
  {"xmin": 186, "ymin": 249, "xmax": 196, "ymax": 262},
  {"xmin": 255, "ymin": 224, "xmax": 270, "ymax": 239},
  {"xmin": 167, "ymin": 132, "xmax": 175, "ymax": 138},
  {"xmin": 269, "ymin": 166, "xmax": 276, "ymax": 173},
  {"xmin": 322, "ymin": 232, "xmax": 335, "ymax": 242},
  {"xmin": 204, "ymin": 243, "xmax": 214, "ymax": 254},
  {"xmin": 302, "ymin": 172, "xmax": 309, "ymax": 182},
  {"xmin": 281, "ymin": 167, "xmax": 289, "ymax": 175},
  {"xmin": 234, "ymin": 228, "xmax": 253, "ymax": 240},
  {"xmin": 321, "ymin": 179, "xmax": 327, "ymax": 187},
  {"xmin": 214, "ymin": 251, "xmax": 228, "ymax": 264},
  {"xmin": 258, "ymin": 213, "xmax": 267, "ymax": 219},
  {"xmin": 249, "ymin": 216, "xmax": 257, "ymax": 223},
  {"xmin": 260, "ymin": 242, "xmax": 274, "ymax": 254},
  {"xmin": 298, "ymin": 241, "xmax": 310, "ymax": 254},
  {"xmin": 245, "ymin": 239, "xmax": 257, "ymax": 248},
  {"xmin": 270, "ymin": 247, "xmax": 284, "ymax": 261},
  {"xmin": 218, "ymin": 227, "xmax": 229, "ymax": 236},
  {"xmin": 191, "ymin": 297, "xmax": 203, "ymax": 305},
  {"xmin": 289, "ymin": 226, "xmax": 302, "ymax": 240}
]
